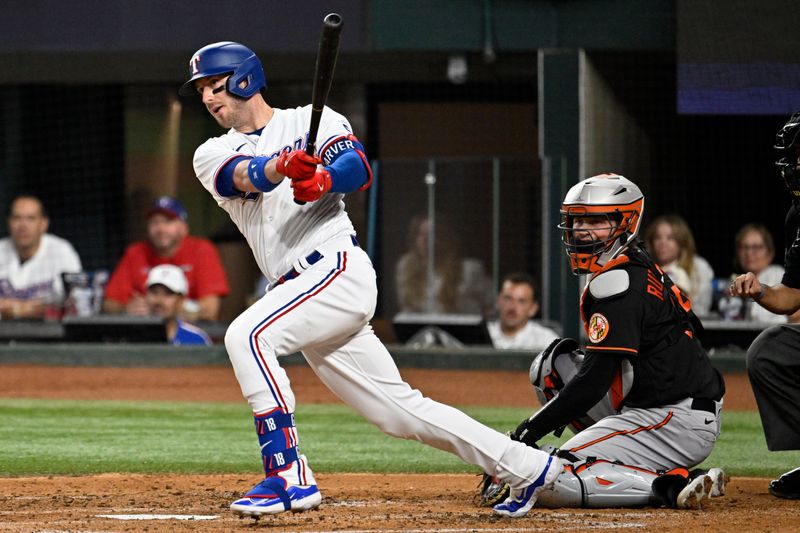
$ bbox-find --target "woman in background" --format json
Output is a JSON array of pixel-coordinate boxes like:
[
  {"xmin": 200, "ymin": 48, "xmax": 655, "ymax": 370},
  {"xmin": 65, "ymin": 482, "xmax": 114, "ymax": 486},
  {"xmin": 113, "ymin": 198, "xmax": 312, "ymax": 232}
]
[
  {"xmin": 395, "ymin": 215, "xmax": 494, "ymax": 316},
  {"xmin": 734, "ymin": 223, "xmax": 787, "ymax": 323},
  {"xmin": 644, "ymin": 214, "xmax": 715, "ymax": 316}
]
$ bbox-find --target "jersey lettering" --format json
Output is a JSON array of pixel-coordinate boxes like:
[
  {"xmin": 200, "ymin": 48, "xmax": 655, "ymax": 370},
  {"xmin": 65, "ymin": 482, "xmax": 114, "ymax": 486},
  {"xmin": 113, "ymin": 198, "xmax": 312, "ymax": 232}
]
[
  {"xmin": 0, "ymin": 279, "xmax": 54, "ymax": 299},
  {"xmin": 322, "ymin": 140, "xmax": 356, "ymax": 166},
  {"xmin": 670, "ymin": 285, "xmax": 692, "ymax": 313},
  {"xmin": 266, "ymin": 418, "xmax": 277, "ymax": 431},
  {"xmin": 269, "ymin": 142, "xmax": 303, "ymax": 160},
  {"xmin": 645, "ymin": 270, "xmax": 664, "ymax": 301},
  {"xmin": 274, "ymin": 452, "xmax": 285, "ymax": 466}
]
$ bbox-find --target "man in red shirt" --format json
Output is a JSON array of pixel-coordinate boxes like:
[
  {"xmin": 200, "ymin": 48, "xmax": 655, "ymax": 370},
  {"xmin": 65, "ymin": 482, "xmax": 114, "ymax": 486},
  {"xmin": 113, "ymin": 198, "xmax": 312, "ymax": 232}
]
[{"xmin": 103, "ymin": 196, "xmax": 230, "ymax": 321}]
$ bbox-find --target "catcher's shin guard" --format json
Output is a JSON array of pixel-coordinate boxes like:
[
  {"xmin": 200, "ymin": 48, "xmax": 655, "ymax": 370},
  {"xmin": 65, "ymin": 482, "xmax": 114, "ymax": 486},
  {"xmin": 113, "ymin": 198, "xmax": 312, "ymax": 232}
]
[{"xmin": 535, "ymin": 459, "xmax": 657, "ymax": 508}]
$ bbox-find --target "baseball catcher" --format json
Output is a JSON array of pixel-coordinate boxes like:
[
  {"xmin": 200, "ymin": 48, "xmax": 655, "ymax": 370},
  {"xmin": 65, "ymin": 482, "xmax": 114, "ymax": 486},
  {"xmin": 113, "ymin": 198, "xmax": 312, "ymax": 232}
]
[{"xmin": 479, "ymin": 174, "xmax": 727, "ymax": 510}]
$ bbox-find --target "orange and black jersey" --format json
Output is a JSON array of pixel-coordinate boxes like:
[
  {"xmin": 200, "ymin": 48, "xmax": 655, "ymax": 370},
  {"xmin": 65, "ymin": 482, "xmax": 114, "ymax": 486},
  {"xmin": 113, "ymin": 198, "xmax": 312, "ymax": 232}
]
[
  {"xmin": 580, "ymin": 244, "xmax": 724, "ymax": 409},
  {"xmin": 512, "ymin": 244, "xmax": 724, "ymax": 446}
]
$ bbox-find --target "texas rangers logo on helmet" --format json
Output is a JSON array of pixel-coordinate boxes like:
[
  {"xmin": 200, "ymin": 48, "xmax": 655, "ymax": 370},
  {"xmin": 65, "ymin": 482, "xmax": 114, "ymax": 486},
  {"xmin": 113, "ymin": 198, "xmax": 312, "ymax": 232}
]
[
  {"xmin": 588, "ymin": 313, "xmax": 610, "ymax": 343},
  {"xmin": 190, "ymin": 55, "xmax": 201, "ymax": 75}
]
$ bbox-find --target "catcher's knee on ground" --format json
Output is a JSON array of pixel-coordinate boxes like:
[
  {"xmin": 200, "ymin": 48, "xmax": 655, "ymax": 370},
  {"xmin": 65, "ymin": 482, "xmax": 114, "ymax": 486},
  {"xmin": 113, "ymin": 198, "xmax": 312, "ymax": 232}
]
[{"xmin": 535, "ymin": 458, "xmax": 656, "ymax": 508}]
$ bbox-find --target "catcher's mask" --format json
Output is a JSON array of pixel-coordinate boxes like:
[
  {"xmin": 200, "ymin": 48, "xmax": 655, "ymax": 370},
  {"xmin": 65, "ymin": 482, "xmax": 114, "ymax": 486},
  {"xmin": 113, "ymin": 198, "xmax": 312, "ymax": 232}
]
[
  {"xmin": 775, "ymin": 110, "xmax": 800, "ymax": 202},
  {"xmin": 558, "ymin": 174, "xmax": 644, "ymax": 275}
]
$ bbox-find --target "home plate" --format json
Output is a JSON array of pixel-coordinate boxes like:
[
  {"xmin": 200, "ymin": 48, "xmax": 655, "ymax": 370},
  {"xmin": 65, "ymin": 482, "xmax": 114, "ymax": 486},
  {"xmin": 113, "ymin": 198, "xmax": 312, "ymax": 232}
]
[{"xmin": 97, "ymin": 514, "xmax": 218, "ymax": 521}]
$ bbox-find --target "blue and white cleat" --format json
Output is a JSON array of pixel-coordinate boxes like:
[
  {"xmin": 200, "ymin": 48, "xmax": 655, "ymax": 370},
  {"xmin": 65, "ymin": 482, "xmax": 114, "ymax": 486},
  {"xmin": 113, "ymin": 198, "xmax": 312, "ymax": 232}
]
[
  {"xmin": 230, "ymin": 478, "xmax": 322, "ymax": 516},
  {"xmin": 493, "ymin": 456, "xmax": 562, "ymax": 518}
]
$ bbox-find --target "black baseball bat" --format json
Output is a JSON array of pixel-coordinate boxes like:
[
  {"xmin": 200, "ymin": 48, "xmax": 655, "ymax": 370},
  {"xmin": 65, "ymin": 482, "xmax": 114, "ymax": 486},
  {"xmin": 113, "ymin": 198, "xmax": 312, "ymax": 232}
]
[
  {"xmin": 296, "ymin": 13, "xmax": 343, "ymax": 205},
  {"xmin": 306, "ymin": 13, "xmax": 343, "ymax": 157}
]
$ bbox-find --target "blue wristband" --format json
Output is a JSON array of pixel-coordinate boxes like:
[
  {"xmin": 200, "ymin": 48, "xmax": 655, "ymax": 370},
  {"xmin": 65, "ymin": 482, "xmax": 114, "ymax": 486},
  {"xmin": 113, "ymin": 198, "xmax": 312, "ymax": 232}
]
[{"xmin": 247, "ymin": 155, "xmax": 278, "ymax": 192}]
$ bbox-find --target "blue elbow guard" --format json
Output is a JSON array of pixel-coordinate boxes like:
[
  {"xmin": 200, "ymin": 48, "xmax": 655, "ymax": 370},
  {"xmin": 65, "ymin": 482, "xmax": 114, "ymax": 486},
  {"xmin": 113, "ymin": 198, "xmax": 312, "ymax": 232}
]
[{"xmin": 320, "ymin": 135, "xmax": 372, "ymax": 193}]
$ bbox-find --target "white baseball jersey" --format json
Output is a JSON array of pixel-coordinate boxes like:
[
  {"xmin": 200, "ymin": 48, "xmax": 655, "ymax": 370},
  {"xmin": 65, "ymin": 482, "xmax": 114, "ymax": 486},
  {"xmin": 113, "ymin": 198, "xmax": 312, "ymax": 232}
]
[
  {"xmin": 0, "ymin": 234, "xmax": 82, "ymax": 299},
  {"xmin": 193, "ymin": 105, "xmax": 356, "ymax": 283},
  {"xmin": 487, "ymin": 320, "xmax": 559, "ymax": 350}
]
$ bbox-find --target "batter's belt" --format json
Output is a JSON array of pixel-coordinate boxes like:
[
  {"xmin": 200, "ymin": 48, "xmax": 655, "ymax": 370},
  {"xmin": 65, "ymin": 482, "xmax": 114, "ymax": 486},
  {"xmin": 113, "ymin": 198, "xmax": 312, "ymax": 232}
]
[{"xmin": 271, "ymin": 235, "xmax": 360, "ymax": 289}]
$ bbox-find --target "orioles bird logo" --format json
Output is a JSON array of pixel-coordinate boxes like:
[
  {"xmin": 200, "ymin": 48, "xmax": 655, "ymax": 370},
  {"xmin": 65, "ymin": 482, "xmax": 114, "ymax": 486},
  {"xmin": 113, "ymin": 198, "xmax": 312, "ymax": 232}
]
[{"xmin": 588, "ymin": 313, "xmax": 610, "ymax": 343}]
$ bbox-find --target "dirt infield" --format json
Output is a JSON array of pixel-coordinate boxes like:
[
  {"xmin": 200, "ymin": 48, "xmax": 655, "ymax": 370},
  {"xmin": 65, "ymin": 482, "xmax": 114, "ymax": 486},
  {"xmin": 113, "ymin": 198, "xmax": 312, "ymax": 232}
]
[
  {"xmin": 0, "ymin": 364, "xmax": 790, "ymax": 533},
  {"xmin": 0, "ymin": 473, "xmax": 793, "ymax": 533}
]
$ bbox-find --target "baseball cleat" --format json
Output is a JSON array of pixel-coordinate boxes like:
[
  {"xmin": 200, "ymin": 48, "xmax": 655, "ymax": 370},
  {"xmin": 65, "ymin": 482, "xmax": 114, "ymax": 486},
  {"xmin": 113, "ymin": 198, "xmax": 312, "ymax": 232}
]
[
  {"xmin": 493, "ymin": 456, "xmax": 562, "ymax": 518},
  {"xmin": 230, "ymin": 478, "xmax": 322, "ymax": 516},
  {"xmin": 707, "ymin": 467, "xmax": 728, "ymax": 497},
  {"xmin": 676, "ymin": 473, "xmax": 712, "ymax": 510},
  {"xmin": 768, "ymin": 467, "xmax": 800, "ymax": 499}
]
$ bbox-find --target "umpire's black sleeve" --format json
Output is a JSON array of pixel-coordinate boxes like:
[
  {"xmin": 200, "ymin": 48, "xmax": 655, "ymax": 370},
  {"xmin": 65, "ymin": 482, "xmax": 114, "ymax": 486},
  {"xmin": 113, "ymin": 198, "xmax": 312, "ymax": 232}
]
[{"xmin": 514, "ymin": 351, "xmax": 624, "ymax": 446}]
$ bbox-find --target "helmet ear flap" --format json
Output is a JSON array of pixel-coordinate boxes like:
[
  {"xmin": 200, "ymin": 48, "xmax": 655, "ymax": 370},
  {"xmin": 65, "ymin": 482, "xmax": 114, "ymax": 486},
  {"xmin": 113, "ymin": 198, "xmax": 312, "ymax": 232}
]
[{"xmin": 227, "ymin": 54, "xmax": 267, "ymax": 99}]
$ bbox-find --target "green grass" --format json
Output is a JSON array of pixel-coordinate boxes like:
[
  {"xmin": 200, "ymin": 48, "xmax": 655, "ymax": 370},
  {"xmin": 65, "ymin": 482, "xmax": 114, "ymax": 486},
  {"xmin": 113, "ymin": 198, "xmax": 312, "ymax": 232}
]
[{"xmin": 1, "ymin": 399, "xmax": 798, "ymax": 478}]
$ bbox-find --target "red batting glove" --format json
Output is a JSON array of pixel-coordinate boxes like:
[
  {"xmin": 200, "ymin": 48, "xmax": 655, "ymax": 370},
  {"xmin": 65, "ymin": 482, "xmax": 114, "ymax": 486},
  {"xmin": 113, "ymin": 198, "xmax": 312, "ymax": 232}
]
[
  {"xmin": 275, "ymin": 150, "xmax": 318, "ymax": 180},
  {"xmin": 291, "ymin": 168, "xmax": 332, "ymax": 203}
]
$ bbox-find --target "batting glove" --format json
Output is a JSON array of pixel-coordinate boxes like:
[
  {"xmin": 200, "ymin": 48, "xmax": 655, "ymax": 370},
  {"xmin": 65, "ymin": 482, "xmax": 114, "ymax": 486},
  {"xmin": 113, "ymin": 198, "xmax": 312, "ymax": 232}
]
[
  {"xmin": 275, "ymin": 150, "xmax": 318, "ymax": 181},
  {"xmin": 291, "ymin": 168, "xmax": 332, "ymax": 203}
]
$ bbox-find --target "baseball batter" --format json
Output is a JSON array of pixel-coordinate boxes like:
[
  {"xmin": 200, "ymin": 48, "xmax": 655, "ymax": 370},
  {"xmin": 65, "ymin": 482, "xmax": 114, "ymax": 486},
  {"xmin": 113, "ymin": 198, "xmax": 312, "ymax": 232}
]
[
  {"xmin": 180, "ymin": 41, "xmax": 558, "ymax": 518},
  {"xmin": 501, "ymin": 175, "xmax": 727, "ymax": 509},
  {"xmin": 731, "ymin": 110, "xmax": 800, "ymax": 499}
]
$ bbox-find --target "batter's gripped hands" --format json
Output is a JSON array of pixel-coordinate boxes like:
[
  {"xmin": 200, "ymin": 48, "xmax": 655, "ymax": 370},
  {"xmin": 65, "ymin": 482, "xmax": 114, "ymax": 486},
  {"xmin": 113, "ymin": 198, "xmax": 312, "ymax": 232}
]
[
  {"xmin": 730, "ymin": 272, "xmax": 762, "ymax": 300},
  {"xmin": 291, "ymin": 167, "xmax": 332, "ymax": 203},
  {"xmin": 275, "ymin": 150, "xmax": 318, "ymax": 181}
]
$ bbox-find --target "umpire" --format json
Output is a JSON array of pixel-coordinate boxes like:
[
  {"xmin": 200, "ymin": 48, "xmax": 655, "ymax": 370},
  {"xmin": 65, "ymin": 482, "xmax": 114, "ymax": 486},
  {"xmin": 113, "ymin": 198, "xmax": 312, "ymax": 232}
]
[{"xmin": 731, "ymin": 110, "xmax": 800, "ymax": 499}]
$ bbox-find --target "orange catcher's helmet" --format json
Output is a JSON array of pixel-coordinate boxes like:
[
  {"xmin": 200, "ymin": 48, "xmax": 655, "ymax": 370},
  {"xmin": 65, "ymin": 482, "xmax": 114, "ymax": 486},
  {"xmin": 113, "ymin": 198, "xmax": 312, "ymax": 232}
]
[{"xmin": 558, "ymin": 174, "xmax": 645, "ymax": 275}]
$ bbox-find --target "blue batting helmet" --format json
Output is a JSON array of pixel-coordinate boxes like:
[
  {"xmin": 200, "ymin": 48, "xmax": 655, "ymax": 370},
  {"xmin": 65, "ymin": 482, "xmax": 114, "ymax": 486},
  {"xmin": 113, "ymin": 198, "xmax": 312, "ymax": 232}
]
[{"xmin": 179, "ymin": 41, "xmax": 267, "ymax": 98}]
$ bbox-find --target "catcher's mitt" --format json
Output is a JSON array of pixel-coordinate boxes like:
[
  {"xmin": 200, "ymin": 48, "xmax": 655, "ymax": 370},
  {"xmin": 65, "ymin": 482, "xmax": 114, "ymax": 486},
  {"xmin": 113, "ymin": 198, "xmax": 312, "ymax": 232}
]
[{"xmin": 475, "ymin": 473, "xmax": 510, "ymax": 507}]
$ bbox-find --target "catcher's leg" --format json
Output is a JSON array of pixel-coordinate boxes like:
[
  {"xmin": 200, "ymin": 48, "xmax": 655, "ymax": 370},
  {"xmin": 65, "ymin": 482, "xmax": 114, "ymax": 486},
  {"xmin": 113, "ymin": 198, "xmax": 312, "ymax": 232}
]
[
  {"xmin": 535, "ymin": 458, "xmax": 658, "ymax": 508},
  {"xmin": 482, "ymin": 457, "xmax": 726, "ymax": 509}
]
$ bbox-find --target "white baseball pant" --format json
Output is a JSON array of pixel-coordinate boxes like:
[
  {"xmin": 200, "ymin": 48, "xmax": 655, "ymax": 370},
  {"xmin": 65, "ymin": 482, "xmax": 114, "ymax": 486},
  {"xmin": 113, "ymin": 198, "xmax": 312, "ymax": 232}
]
[{"xmin": 224, "ymin": 235, "xmax": 550, "ymax": 489}]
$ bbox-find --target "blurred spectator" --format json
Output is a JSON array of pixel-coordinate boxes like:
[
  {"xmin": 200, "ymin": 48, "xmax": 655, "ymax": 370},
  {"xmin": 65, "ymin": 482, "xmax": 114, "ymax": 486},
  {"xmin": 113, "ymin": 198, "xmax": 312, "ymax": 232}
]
[
  {"xmin": 644, "ymin": 214, "xmax": 715, "ymax": 316},
  {"xmin": 246, "ymin": 274, "xmax": 269, "ymax": 308},
  {"xmin": 145, "ymin": 264, "xmax": 211, "ymax": 345},
  {"xmin": 487, "ymin": 272, "xmax": 559, "ymax": 350},
  {"xmin": 0, "ymin": 194, "xmax": 81, "ymax": 319},
  {"xmin": 395, "ymin": 215, "xmax": 494, "ymax": 316},
  {"xmin": 103, "ymin": 196, "xmax": 230, "ymax": 321},
  {"xmin": 734, "ymin": 223, "xmax": 788, "ymax": 323}
]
